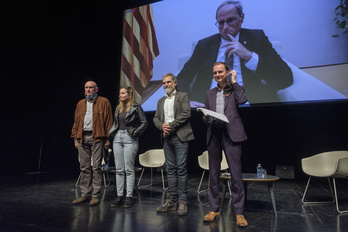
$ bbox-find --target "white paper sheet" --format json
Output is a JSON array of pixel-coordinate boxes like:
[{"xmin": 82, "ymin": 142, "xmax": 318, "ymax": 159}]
[{"xmin": 197, "ymin": 107, "xmax": 229, "ymax": 123}]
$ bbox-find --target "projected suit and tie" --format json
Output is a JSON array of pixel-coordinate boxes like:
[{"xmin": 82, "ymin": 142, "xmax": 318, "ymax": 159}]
[
  {"xmin": 176, "ymin": 1, "xmax": 293, "ymax": 106},
  {"xmin": 122, "ymin": 1, "xmax": 348, "ymax": 112}
]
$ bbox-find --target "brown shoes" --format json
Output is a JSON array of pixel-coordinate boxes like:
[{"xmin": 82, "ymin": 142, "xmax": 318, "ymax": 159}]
[
  {"xmin": 203, "ymin": 211, "xmax": 220, "ymax": 222},
  {"xmin": 89, "ymin": 197, "xmax": 100, "ymax": 206},
  {"xmin": 72, "ymin": 196, "xmax": 90, "ymax": 205},
  {"xmin": 203, "ymin": 212, "xmax": 247, "ymax": 227},
  {"xmin": 177, "ymin": 199, "xmax": 187, "ymax": 216},
  {"xmin": 156, "ymin": 194, "xmax": 177, "ymax": 212},
  {"xmin": 236, "ymin": 214, "xmax": 248, "ymax": 227},
  {"xmin": 72, "ymin": 196, "xmax": 99, "ymax": 206}
]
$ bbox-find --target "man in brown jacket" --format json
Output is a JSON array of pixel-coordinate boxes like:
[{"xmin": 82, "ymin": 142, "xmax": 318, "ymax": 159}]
[{"xmin": 71, "ymin": 81, "xmax": 113, "ymax": 206}]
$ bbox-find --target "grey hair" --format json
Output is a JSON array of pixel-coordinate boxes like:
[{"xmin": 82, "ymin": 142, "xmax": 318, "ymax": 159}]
[
  {"xmin": 163, "ymin": 73, "xmax": 177, "ymax": 83},
  {"xmin": 216, "ymin": 1, "xmax": 244, "ymax": 19},
  {"xmin": 163, "ymin": 73, "xmax": 179, "ymax": 91}
]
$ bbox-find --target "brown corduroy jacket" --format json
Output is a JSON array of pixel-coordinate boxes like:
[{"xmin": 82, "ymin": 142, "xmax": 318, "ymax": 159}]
[{"xmin": 71, "ymin": 96, "xmax": 113, "ymax": 143}]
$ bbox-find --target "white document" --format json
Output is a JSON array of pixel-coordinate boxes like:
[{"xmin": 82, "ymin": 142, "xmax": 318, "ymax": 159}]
[{"xmin": 197, "ymin": 107, "xmax": 229, "ymax": 123}]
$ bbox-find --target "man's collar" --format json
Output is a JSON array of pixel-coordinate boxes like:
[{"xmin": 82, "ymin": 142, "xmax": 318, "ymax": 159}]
[
  {"xmin": 87, "ymin": 95, "xmax": 97, "ymax": 103},
  {"xmin": 216, "ymin": 83, "xmax": 225, "ymax": 90},
  {"xmin": 165, "ymin": 89, "xmax": 177, "ymax": 98}
]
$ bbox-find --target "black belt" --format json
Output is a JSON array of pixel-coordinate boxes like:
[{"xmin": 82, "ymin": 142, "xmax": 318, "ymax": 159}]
[{"xmin": 83, "ymin": 131, "xmax": 93, "ymax": 134}]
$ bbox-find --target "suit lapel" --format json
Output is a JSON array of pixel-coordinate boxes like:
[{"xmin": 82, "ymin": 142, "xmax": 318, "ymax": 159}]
[
  {"xmin": 208, "ymin": 34, "xmax": 221, "ymax": 65},
  {"xmin": 210, "ymin": 88, "xmax": 217, "ymax": 111},
  {"xmin": 173, "ymin": 92, "xmax": 179, "ymax": 118},
  {"xmin": 159, "ymin": 97, "xmax": 166, "ymax": 121},
  {"xmin": 224, "ymin": 93, "xmax": 230, "ymax": 111},
  {"xmin": 239, "ymin": 29, "xmax": 253, "ymax": 56}
]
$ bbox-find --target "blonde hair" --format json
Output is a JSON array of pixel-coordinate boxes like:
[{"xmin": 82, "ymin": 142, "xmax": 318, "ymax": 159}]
[{"xmin": 116, "ymin": 86, "xmax": 135, "ymax": 113}]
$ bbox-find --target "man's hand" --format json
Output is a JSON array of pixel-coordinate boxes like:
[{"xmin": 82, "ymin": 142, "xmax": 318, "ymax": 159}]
[
  {"xmin": 222, "ymin": 34, "xmax": 253, "ymax": 61},
  {"xmin": 74, "ymin": 140, "xmax": 79, "ymax": 149},
  {"xmin": 229, "ymin": 70, "xmax": 237, "ymax": 83},
  {"xmin": 104, "ymin": 140, "xmax": 110, "ymax": 149},
  {"xmin": 162, "ymin": 123, "xmax": 171, "ymax": 137}
]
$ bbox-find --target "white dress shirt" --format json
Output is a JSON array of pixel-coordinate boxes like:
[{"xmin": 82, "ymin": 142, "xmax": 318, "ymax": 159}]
[{"xmin": 164, "ymin": 90, "xmax": 176, "ymax": 123}]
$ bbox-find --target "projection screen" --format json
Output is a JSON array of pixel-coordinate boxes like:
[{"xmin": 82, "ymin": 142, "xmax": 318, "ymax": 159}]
[{"xmin": 120, "ymin": 0, "xmax": 348, "ymax": 111}]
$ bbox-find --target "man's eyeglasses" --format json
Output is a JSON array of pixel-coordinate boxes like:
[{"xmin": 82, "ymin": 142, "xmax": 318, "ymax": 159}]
[{"xmin": 215, "ymin": 17, "xmax": 238, "ymax": 28}]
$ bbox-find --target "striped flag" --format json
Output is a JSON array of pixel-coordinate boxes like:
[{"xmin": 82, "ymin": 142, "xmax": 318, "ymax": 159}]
[{"xmin": 121, "ymin": 4, "xmax": 160, "ymax": 103}]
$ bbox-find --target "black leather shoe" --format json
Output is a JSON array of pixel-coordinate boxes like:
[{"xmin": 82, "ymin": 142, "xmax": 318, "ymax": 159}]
[
  {"xmin": 111, "ymin": 196, "xmax": 123, "ymax": 207},
  {"xmin": 124, "ymin": 197, "xmax": 132, "ymax": 208}
]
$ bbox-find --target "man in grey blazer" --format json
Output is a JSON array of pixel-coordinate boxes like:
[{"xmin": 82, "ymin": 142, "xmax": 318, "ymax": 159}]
[
  {"xmin": 153, "ymin": 73, "xmax": 194, "ymax": 216},
  {"xmin": 203, "ymin": 62, "xmax": 248, "ymax": 227}
]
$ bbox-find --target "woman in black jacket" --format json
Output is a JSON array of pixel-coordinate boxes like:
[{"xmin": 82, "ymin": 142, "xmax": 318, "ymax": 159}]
[{"xmin": 109, "ymin": 86, "xmax": 148, "ymax": 208}]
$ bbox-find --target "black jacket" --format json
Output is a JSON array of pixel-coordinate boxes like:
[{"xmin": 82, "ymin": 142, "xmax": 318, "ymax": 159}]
[{"xmin": 108, "ymin": 103, "xmax": 148, "ymax": 138}]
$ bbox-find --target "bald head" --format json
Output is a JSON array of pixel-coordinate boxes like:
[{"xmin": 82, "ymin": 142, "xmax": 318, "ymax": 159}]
[{"xmin": 85, "ymin": 81, "xmax": 99, "ymax": 100}]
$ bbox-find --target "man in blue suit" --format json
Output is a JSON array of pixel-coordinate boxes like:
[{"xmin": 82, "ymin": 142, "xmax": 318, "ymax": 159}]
[
  {"xmin": 177, "ymin": 0, "xmax": 293, "ymax": 106},
  {"xmin": 203, "ymin": 62, "xmax": 248, "ymax": 227}
]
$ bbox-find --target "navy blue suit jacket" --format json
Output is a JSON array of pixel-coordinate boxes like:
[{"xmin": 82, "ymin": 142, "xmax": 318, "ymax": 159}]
[
  {"xmin": 177, "ymin": 29, "xmax": 293, "ymax": 104},
  {"xmin": 204, "ymin": 83, "xmax": 248, "ymax": 145}
]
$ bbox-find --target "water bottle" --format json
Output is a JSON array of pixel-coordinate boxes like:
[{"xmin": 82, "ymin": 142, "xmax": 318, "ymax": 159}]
[{"xmin": 257, "ymin": 163, "xmax": 262, "ymax": 178}]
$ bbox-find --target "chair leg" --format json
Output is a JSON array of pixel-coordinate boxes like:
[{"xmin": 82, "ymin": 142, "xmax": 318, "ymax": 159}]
[
  {"xmin": 150, "ymin": 167, "xmax": 153, "ymax": 186},
  {"xmin": 137, "ymin": 168, "xmax": 150, "ymax": 188},
  {"xmin": 223, "ymin": 170, "xmax": 232, "ymax": 196},
  {"xmin": 75, "ymin": 172, "xmax": 82, "ymax": 187},
  {"xmin": 160, "ymin": 168, "xmax": 167, "ymax": 190},
  {"xmin": 227, "ymin": 179, "xmax": 232, "ymax": 196},
  {"xmin": 137, "ymin": 167, "xmax": 154, "ymax": 188},
  {"xmin": 197, "ymin": 170, "xmax": 209, "ymax": 194},
  {"xmin": 302, "ymin": 176, "xmax": 335, "ymax": 204},
  {"xmin": 134, "ymin": 167, "xmax": 142, "ymax": 191},
  {"xmin": 137, "ymin": 167, "xmax": 166, "ymax": 189},
  {"xmin": 102, "ymin": 172, "xmax": 110, "ymax": 188},
  {"xmin": 333, "ymin": 177, "xmax": 348, "ymax": 214}
]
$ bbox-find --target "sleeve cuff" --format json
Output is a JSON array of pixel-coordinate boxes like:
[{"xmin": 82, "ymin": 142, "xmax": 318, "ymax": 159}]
[{"xmin": 244, "ymin": 52, "xmax": 259, "ymax": 72}]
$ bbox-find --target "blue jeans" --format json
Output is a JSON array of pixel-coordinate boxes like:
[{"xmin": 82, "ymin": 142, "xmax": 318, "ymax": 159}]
[
  {"xmin": 163, "ymin": 134, "xmax": 189, "ymax": 200},
  {"xmin": 113, "ymin": 130, "xmax": 138, "ymax": 197}
]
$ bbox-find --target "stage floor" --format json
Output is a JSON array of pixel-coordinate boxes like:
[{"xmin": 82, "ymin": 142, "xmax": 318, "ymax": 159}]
[{"xmin": 1, "ymin": 171, "xmax": 348, "ymax": 232}]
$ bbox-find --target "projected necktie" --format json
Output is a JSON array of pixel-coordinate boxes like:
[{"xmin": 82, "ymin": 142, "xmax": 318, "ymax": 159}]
[
  {"xmin": 224, "ymin": 54, "xmax": 234, "ymax": 95},
  {"xmin": 225, "ymin": 53, "xmax": 234, "ymax": 71}
]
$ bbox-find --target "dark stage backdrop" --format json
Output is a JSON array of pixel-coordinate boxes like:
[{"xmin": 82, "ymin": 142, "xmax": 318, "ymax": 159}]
[{"xmin": 1, "ymin": 0, "xmax": 347, "ymax": 179}]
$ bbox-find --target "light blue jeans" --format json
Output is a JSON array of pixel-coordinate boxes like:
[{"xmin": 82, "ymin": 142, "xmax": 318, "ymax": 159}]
[{"xmin": 113, "ymin": 130, "xmax": 138, "ymax": 197}]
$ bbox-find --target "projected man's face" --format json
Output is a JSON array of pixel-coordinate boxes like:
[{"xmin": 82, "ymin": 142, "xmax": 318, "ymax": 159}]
[
  {"xmin": 216, "ymin": 4, "xmax": 244, "ymax": 40},
  {"xmin": 213, "ymin": 64, "xmax": 228, "ymax": 88}
]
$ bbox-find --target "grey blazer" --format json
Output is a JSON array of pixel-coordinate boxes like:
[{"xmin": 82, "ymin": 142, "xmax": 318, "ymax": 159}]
[{"xmin": 153, "ymin": 91, "xmax": 194, "ymax": 142}]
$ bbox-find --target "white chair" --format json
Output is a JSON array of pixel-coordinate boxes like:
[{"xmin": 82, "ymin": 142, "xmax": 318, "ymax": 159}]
[
  {"xmin": 137, "ymin": 149, "xmax": 166, "ymax": 190},
  {"xmin": 197, "ymin": 150, "xmax": 230, "ymax": 194},
  {"xmin": 301, "ymin": 151, "xmax": 348, "ymax": 214}
]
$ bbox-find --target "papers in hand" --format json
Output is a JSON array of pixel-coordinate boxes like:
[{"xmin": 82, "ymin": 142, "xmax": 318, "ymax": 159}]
[{"xmin": 197, "ymin": 107, "xmax": 229, "ymax": 123}]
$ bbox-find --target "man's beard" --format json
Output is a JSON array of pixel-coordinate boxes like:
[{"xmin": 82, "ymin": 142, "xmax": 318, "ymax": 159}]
[{"xmin": 164, "ymin": 86, "xmax": 174, "ymax": 94}]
